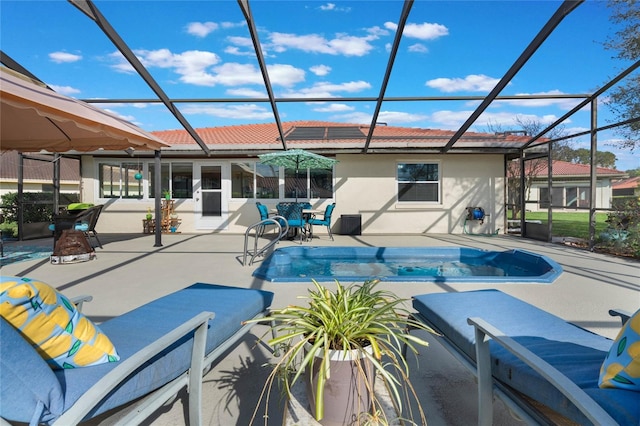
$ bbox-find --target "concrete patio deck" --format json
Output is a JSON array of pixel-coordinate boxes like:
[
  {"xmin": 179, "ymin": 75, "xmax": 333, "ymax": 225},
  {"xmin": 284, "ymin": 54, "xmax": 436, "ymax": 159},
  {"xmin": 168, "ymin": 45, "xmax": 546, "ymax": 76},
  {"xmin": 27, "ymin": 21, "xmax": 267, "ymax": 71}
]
[{"xmin": 1, "ymin": 233, "xmax": 638, "ymax": 425}]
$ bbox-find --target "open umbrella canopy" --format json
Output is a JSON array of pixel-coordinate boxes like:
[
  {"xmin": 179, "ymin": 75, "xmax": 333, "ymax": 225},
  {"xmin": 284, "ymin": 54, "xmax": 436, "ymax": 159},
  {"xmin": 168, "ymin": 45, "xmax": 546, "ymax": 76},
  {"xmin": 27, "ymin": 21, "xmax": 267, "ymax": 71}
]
[
  {"xmin": 0, "ymin": 68, "xmax": 168, "ymax": 153},
  {"xmin": 258, "ymin": 149, "xmax": 338, "ymax": 171}
]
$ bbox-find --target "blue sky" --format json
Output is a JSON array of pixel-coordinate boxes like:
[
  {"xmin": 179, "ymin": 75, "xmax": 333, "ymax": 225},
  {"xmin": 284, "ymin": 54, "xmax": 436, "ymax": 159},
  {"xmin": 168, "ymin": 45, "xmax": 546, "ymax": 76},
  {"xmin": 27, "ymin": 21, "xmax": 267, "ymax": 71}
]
[{"xmin": 2, "ymin": 0, "xmax": 638, "ymax": 171}]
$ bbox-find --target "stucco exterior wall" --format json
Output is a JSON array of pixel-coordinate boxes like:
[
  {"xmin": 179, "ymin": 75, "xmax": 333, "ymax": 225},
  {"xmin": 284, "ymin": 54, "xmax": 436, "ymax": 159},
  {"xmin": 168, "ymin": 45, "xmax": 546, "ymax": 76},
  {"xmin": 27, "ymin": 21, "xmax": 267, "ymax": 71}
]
[
  {"xmin": 86, "ymin": 153, "xmax": 506, "ymax": 235},
  {"xmin": 332, "ymin": 153, "xmax": 504, "ymax": 234}
]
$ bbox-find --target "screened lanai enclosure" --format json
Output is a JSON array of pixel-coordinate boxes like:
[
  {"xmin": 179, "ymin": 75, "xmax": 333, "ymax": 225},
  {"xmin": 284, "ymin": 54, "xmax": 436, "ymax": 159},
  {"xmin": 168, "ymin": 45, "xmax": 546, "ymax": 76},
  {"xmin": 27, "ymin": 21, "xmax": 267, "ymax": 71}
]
[{"xmin": 1, "ymin": 0, "xmax": 638, "ymax": 252}]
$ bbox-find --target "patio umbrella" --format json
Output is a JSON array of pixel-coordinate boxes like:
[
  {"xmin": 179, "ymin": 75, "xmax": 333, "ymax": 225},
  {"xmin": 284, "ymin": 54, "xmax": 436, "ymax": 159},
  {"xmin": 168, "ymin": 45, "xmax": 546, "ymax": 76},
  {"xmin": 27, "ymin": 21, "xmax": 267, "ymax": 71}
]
[
  {"xmin": 0, "ymin": 68, "xmax": 168, "ymax": 152},
  {"xmin": 258, "ymin": 149, "xmax": 338, "ymax": 200}
]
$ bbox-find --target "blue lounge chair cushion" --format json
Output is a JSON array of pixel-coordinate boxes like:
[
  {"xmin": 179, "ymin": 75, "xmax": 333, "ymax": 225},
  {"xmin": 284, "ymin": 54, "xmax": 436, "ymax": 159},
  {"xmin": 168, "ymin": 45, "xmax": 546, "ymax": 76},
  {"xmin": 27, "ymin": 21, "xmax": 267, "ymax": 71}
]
[
  {"xmin": 412, "ymin": 289, "xmax": 639, "ymax": 425},
  {"xmin": 1, "ymin": 283, "xmax": 274, "ymax": 424},
  {"xmin": 54, "ymin": 283, "xmax": 273, "ymax": 421},
  {"xmin": 0, "ymin": 317, "xmax": 65, "ymax": 424}
]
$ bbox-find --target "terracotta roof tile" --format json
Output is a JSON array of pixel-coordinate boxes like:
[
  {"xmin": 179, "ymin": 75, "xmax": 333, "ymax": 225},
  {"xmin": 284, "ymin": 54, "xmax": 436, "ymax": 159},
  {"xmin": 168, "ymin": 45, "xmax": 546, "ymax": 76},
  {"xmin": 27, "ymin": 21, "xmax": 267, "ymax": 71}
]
[
  {"xmin": 613, "ymin": 176, "xmax": 640, "ymax": 189},
  {"xmin": 531, "ymin": 160, "xmax": 625, "ymax": 177},
  {"xmin": 152, "ymin": 120, "xmax": 532, "ymax": 149},
  {"xmin": 1, "ymin": 151, "xmax": 79, "ymax": 182}
]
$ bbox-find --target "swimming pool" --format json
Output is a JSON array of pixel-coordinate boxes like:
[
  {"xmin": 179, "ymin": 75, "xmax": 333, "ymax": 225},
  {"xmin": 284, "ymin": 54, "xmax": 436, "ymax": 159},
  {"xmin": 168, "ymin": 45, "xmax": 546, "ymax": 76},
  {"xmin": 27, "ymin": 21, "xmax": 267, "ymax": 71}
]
[{"xmin": 252, "ymin": 246, "xmax": 563, "ymax": 283}]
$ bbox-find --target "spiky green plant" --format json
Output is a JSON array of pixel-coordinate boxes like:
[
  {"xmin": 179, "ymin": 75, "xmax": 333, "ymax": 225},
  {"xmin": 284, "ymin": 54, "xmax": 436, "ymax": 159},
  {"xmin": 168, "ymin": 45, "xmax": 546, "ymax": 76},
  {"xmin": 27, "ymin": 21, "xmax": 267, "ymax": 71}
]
[{"xmin": 249, "ymin": 279, "xmax": 437, "ymax": 424}]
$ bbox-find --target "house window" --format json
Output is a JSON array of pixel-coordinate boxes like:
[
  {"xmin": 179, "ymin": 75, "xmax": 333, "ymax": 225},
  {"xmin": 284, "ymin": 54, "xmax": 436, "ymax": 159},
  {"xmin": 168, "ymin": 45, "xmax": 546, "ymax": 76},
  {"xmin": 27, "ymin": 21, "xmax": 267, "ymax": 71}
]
[
  {"xmin": 397, "ymin": 162, "xmax": 440, "ymax": 202},
  {"xmin": 149, "ymin": 162, "xmax": 193, "ymax": 199},
  {"xmin": 566, "ymin": 186, "xmax": 589, "ymax": 207},
  {"xmin": 231, "ymin": 162, "xmax": 279, "ymax": 199},
  {"xmin": 539, "ymin": 187, "xmax": 587, "ymax": 208},
  {"xmin": 98, "ymin": 162, "xmax": 143, "ymax": 199},
  {"xmin": 284, "ymin": 167, "xmax": 334, "ymax": 200},
  {"xmin": 231, "ymin": 162, "xmax": 333, "ymax": 199}
]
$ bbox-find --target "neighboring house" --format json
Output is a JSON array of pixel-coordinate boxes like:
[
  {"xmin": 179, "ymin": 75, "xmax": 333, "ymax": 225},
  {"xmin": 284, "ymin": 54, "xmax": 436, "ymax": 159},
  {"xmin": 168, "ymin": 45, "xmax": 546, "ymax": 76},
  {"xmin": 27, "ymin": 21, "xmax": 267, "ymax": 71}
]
[
  {"xmin": 76, "ymin": 121, "xmax": 532, "ymax": 235},
  {"xmin": 527, "ymin": 160, "xmax": 626, "ymax": 211},
  {"xmin": 612, "ymin": 176, "xmax": 640, "ymax": 199},
  {"xmin": 0, "ymin": 151, "xmax": 80, "ymax": 196}
]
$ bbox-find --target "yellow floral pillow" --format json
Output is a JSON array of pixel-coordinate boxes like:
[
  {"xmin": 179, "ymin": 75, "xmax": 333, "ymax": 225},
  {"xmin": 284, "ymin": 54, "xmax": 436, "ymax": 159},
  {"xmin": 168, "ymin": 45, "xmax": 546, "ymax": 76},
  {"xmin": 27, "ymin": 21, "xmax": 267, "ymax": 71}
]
[
  {"xmin": 0, "ymin": 276, "xmax": 119, "ymax": 369},
  {"xmin": 599, "ymin": 309, "xmax": 640, "ymax": 391}
]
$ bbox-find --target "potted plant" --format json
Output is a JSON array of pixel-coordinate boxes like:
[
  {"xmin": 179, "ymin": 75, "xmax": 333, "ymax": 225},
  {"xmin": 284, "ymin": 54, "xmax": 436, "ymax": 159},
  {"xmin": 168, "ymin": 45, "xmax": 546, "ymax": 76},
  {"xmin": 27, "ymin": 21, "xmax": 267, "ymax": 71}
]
[
  {"xmin": 162, "ymin": 190, "xmax": 171, "ymax": 200},
  {"xmin": 249, "ymin": 279, "xmax": 436, "ymax": 425}
]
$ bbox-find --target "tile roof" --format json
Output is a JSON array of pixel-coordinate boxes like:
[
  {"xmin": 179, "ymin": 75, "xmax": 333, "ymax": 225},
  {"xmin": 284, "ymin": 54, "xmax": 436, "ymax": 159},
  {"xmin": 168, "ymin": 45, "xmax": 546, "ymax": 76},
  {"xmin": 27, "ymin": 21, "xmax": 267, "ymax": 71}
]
[
  {"xmin": 152, "ymin": 120, "xmax": 532, "ymax": 151},
  {"xmin": 612, "ymin": 176, "xmax": 640, "ymax": 189},
  {"xmin": 0, "ymin": 151, "xmax": 80, "ymax": 182},
  {"xmin": 531, "ymin": 160, "xmax": 625, "ymax": 177}
]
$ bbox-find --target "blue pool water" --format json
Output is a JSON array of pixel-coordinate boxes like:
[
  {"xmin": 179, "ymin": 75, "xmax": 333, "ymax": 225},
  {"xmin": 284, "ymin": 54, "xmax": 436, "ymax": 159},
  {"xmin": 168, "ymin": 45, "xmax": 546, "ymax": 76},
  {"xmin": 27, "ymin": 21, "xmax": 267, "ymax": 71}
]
[{"xmin": 253, "ymin": 246, "xmax": 563, "ymax": 283}]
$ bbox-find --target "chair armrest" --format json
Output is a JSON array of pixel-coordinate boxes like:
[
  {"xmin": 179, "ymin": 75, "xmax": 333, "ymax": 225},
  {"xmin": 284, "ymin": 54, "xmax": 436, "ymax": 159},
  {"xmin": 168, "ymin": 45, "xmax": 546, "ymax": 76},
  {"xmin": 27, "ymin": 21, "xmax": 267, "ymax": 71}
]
[
  {"xmin": 70, "ymin": 295, "xmax": 93, "ymax": 312},
  {"xmin": 609, "ymin": 309, "xmax": 632, "ymax": 325},
  {"xmin": 53, "ymin": 311, "xmax": 215, "ymax": 425},
  {"xmin": 467, "ymin": 317, "xmax": 618, "ymax": 426}
]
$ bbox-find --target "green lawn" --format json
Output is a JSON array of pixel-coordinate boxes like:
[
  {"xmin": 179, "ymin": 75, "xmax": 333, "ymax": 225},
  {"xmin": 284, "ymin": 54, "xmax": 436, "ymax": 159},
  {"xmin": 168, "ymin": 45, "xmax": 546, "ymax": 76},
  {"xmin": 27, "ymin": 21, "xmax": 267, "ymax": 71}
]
[{"xmin": 523, "ymin": 211, "xmax": 609, "ymax": 240}]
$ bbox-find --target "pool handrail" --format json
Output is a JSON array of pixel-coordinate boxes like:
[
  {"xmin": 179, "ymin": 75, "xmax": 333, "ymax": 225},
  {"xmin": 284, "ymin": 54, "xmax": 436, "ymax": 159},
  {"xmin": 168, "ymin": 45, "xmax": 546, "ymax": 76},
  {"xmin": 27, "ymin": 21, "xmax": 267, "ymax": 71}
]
[{"xmin": 243, "ymin": 216, "xmax": 289, "ymax": 266}]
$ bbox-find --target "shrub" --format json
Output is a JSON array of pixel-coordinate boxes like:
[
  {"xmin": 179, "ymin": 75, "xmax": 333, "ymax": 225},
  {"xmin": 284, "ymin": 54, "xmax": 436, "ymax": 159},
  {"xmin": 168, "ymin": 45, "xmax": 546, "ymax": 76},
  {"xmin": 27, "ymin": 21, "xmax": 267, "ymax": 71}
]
[
  {"xmin": 0, "ymin": 192, "xmax": 79, "ymax": 223},
  {"xmin": 598, "ymin": 198, "xmax": 640, "ymax": 258}
]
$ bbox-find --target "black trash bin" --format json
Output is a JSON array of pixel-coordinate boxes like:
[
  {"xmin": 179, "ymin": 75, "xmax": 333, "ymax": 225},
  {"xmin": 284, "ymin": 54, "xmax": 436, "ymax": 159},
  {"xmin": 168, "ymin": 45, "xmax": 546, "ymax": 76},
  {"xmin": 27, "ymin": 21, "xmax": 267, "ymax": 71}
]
[{"xmin": 340, "ymin": 214, "xmax": 361, "ymax": 235}]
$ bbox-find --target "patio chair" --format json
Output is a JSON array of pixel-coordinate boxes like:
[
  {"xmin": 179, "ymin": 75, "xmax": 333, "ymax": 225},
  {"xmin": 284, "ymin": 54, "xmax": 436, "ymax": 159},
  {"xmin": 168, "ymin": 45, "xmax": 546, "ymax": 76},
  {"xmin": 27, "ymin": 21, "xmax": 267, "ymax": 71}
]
[
  {"xmin": 307, "ymin": 203, "xmax": 335, "ymax": 240},
  {"xmin": 0, "ymin": 279, "xmax": 274, "ymax": 426},
  {"xmin": 408, "ymin": 289, "xmax": 638, "ymax": 426},
  {"xmin": 276, "ymin": 202, "xmax": 307, "ymax": 243},
  {"xmin": 82, "ymin": 204, "xmax": 103, "ymax": 249}
]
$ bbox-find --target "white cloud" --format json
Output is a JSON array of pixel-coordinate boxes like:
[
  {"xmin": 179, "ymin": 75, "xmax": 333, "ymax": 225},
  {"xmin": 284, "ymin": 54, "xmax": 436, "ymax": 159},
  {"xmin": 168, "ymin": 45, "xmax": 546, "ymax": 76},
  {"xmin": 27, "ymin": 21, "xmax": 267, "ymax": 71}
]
[
  {"xmin": 269, "ymin": 32, "xmax": 377, "ymax": 56},
  {"xmin": 186, "ymin": 22, "xmax": 219, "ymax": 38},
  {"xmin": 385, "ymin": 22, "xmax": 448, "ymax": 40},
  {"xmin": 224, "ymin": 46, "xmax": 255, "ymax": 56},
  {"xmin": 367, "ymin": 26, "xmax": 390, "ymax": 37},
  {"xmin": 310, "ymin": 65, "xmax": 331, "ymax": 76},
  {"xmin": 494, "ymin": 90, "xmax": 583, "ymax": 110},
  {"xmin": 182, "ymin": 103, "xmax": 273, "ymax": 120},
  {"xmin": 319, "ymin": 3, "xmax": 336, "ymax": 11},
  {"xmin": 318, "ymin": 3, "xmax": 351, "ymax": 12},
  {"xmin": 282, "ymin": 80, "xmax": 371, "ymax": 98},
  {"xmin": 377, "ymin": 111, "xmax": 430, "ymax": 124},
  {"xmin": 408, "ymin": 43, "xmax": 428, "ymax": 53},
  {"xmin": 226, "ymin": 87, "xmax": 267, "ymax": 97},
  {"xmin": 426, "ymin": 74, "xmax": 501, "ymax": 93},
  {"xmin": 312, "ymin": 103, "xmax": 355, "ymax": 112},
  {"xmin": 50, "ymin": 85, "xmax": 81, "ymax": 95},
  {"xmin": 227, "ymin": 36, "xmax": 253, "ymax": 47},
  {"xmin": 221, "ymin": 21, "xmax": 246, "ymax": 29},
  {"xmin": 209, "ymin": 62, "xmax": 305, "ymax": 87},
  {"xmin": 49, "ymin": 51, "xmax": 82, "ymax": 63},
  {"xmin": 127, "ymin": 49, "xmax": 221, "ymax": 85}
]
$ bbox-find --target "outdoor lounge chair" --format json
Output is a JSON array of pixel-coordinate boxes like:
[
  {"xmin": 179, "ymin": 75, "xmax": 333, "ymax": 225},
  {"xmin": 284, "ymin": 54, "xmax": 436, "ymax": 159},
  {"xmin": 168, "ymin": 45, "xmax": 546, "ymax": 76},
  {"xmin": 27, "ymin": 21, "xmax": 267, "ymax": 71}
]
[
  {"xmin": 0, "ymin": 282, "xmax": 274, "ymax": 426},
  {"xmin": 409, "ymin": 289, "xmax": 639, "ymax": 426}
]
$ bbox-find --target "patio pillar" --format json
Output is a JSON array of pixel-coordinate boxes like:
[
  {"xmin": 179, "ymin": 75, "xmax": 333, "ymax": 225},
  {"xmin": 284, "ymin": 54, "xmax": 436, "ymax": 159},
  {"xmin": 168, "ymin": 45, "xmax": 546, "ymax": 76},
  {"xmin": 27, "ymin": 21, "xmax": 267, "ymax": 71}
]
[
  {"xmin": 154, "ymin": 150, "xmax": 162, "ymax": 247},
  {"xmin": 17, "ymin": 153, "xmax": 24, "ymax": 241},
  {"xmin": 589, "ymin": 99, "xmax": 598, "ymax": 251}
]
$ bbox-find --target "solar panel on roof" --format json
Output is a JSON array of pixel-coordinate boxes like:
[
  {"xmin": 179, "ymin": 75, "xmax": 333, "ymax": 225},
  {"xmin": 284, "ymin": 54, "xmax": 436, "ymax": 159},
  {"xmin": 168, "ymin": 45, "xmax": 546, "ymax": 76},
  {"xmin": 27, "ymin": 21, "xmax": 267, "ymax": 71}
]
[
  {"xmin": 327, "ymin": 127, "xmax": 365, "ymax": 139},
  {"xmin": 286, "ymin": 127, "xmax": 326, "ymax": 140}
]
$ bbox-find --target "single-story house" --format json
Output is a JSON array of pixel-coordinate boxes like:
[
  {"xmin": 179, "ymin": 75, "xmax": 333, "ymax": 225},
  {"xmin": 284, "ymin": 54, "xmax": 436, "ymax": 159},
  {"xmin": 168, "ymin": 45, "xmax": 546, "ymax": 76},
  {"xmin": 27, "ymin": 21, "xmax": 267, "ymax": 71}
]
[
  {"xmin": 0, "ymin": 151, "xmax": 80, "ymax": 197},
  {"xmin": 526, "ymin": 160, "xmax": 626, "ymax": 211},
  {"xmin": 77, "ymin": 121, "xmax": 533, "ymax": 236},
  {"xmin": 612, "ymin": 176, "xmax": 640, "ymax": 199}
]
